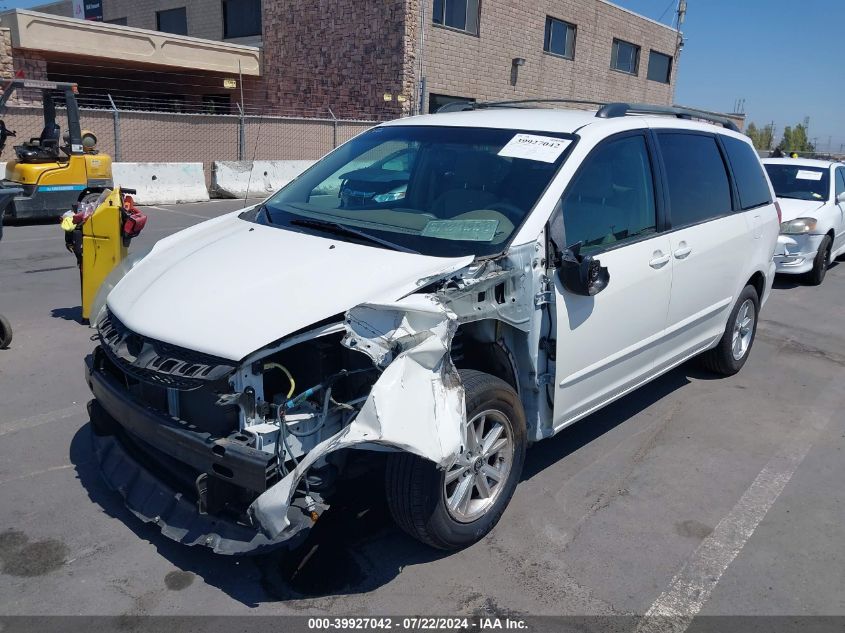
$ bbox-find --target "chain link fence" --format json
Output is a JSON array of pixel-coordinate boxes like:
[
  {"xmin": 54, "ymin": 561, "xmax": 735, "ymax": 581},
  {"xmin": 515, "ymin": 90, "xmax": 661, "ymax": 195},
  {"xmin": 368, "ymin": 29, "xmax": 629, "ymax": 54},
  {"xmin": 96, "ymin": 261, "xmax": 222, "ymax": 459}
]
[{"xmin": 0, "ymin": 104, "xmax": 377, "ymax": 165}]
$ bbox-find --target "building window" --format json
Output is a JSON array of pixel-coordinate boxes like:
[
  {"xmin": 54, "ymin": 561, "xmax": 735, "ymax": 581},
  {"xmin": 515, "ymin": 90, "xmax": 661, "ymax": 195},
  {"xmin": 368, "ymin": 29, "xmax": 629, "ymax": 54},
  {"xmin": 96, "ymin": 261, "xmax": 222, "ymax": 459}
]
[
  {"xmin": 223, "ymin": 0, "xmax": 261, "ymax": 38},
  {"xmin": 432, "ymin": 0, "xmax": 479, "ymax": 35},
  {"xmin": 156, "ymin": 7, "xmax": 187, "ymax": 35},
  {"xmin": 611, "ymin": 38, "xmax": 640, "ymax": 75},
  {"xmin": 106, "ymin": 17, "xmax": 128, "ymax": 25},
  {"xmin": 543, "ymin": 16, "xmax": 576, "ymax": 59},
  {"xmin": 646, "ymin": 50, "xmax": 672, "ymax": 83}
]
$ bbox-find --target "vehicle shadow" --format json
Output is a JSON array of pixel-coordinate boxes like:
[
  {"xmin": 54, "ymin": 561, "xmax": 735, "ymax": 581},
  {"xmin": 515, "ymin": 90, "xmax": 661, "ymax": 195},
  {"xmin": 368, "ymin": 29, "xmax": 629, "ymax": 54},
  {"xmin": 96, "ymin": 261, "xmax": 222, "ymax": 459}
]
[
  {"xmin": 68, "ymin": 421, "xmax": 445, "ymax": 607},
  {"xmin": 69, "ymin": 362, "xmax": 698, "ymax": 605},
  {"xmin": 522, "ymin": 363, "xmax": 692, "ymax": 480}
]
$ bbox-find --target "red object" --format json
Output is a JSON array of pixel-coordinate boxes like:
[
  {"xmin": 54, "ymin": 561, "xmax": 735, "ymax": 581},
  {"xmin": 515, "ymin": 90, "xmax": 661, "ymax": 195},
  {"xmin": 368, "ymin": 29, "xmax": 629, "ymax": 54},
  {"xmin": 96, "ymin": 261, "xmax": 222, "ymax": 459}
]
[
  {"xmin": 122, "ymin": 205, "xmax": 147, "ymax": 238},
  {"xmin": 122, "ymin": 211, "xmax": 147, "ymax": 238}
]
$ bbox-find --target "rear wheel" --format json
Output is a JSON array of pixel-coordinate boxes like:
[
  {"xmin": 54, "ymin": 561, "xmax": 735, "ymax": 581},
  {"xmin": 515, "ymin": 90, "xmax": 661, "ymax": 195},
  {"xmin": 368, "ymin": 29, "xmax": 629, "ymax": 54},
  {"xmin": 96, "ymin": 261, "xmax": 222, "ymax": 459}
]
[
  {"xmin": 806, "ymin": 235, "xmax": 832, "ymax": 286},
  {"xmin": 700, "ymin": 284, "xmax": 759, "ymax": 376},
  {"xmin": 0, "ymin": 313, "xmax": 12, "ymax": 349},
  {"xmin": 385, "ymin": 369, "xmax": 527, "ymax": 550}
]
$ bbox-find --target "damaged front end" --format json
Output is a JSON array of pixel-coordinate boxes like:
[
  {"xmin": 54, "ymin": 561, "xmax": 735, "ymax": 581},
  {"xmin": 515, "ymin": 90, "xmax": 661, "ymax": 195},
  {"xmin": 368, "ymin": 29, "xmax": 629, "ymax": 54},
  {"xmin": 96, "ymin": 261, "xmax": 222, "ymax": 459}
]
[{"xmin": 86, "ymin": 295, "xmax": 466, "ymax": 554}]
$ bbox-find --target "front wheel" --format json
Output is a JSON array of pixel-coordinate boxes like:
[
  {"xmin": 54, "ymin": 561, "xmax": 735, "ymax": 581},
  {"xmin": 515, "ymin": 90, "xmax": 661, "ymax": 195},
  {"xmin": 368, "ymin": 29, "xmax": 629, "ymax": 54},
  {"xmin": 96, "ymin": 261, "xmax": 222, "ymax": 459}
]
[
  {"xmin": 385, "ymin": 369, "xmax": 527, "ymax": 550},
  {"xmin": 700, "ymin": 284, "xmax": 759, "ymax": 376},
  {"xmin": 806, "ymin": 235, "xmax": 832, "ymax": 286}
]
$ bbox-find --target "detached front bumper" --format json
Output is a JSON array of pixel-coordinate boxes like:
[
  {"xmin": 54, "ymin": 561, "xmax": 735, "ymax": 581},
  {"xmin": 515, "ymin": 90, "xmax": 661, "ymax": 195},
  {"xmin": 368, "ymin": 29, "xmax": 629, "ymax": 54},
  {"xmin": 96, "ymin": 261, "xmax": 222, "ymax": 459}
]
[
  {"xmin": 85, "ymin": 351, "xmax": 321, "ymax": 555},
  {"xmin": 773, "ymin": 233, "xmax": 825, "ymax": 275}
]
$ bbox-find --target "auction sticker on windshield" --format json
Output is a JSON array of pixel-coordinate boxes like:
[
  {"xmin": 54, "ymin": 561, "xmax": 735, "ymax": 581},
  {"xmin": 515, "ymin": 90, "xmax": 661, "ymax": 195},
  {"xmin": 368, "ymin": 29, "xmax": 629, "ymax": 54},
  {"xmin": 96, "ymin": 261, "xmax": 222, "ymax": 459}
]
[
  {"xmin": 796, "ymin": 170, "xmax": 824, "ymax": 180},
  {"xmin": 422, "ymin": 219, "xmax": 500, "ymax": 241},
  {"xmin": 498, "ymin": 133, "xmax": 571, "ymax": 163}
]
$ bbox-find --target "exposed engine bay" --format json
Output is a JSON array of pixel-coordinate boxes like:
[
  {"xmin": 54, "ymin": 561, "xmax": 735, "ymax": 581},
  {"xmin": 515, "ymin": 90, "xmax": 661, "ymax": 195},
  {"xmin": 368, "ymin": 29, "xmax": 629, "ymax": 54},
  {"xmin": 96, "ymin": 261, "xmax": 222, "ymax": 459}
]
[{"xmin": 86, "ymin": 239, "xmax": 553, "ymax": 553}]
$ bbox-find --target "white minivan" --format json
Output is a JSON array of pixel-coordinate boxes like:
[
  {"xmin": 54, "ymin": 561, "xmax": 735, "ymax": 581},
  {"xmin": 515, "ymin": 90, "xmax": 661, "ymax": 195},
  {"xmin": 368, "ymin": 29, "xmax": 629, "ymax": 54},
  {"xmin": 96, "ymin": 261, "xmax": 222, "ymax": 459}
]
[{"xmin": 86, "ymin": 103, "xmax": 779, "ymax": 554}]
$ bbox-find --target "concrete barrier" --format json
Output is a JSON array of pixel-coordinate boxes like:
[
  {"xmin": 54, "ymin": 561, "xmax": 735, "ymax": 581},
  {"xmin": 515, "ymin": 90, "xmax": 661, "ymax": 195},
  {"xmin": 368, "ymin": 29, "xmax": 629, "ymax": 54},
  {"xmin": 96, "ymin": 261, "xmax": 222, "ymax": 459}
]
[
  {"xmin": 211, "ymin": 160, "xmax": 315, "ymax": 199},
  {"xmin": 112, "ymin": 162, "xmax": 209, "ymax": 205}
]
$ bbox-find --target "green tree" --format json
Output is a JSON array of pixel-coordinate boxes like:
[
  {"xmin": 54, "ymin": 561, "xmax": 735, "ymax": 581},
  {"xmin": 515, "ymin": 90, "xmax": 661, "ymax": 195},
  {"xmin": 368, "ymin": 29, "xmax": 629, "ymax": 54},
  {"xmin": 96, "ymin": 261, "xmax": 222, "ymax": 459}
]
[
  {"xmin": 780, "ymin": 124, "xmax": 814, "ymax": 153},
  {"xmin": 745, "ymin": 122, "xmax": 774, "ymax": 150}
]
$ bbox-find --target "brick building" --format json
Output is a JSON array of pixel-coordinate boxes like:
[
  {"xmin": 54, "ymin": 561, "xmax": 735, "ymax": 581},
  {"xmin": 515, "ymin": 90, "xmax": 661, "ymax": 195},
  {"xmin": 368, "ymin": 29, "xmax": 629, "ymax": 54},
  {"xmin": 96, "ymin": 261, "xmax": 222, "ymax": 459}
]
[{"xmin": 9, "ymin": 0, "xmax": 685, "ymax": 119}]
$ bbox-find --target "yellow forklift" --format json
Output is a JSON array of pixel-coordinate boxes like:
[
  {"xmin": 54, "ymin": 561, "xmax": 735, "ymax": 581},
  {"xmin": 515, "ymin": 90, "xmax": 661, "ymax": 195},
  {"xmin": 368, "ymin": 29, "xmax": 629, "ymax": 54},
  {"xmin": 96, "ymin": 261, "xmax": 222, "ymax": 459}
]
[{"xmin": 0, "ymin": 79, "xmax": 113, "ymax": 224}]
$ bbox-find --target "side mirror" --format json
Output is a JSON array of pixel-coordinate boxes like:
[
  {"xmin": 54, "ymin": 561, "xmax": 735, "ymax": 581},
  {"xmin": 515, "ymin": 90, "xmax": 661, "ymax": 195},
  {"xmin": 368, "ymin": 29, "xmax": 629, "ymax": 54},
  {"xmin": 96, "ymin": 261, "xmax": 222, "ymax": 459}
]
[
  {"xmin": 837, "ymin": 192, "xmax": 845, "ymax": 204},
  {"xmin": 557, "ymin": 242, "xmax": 610, "ymax": 296}
]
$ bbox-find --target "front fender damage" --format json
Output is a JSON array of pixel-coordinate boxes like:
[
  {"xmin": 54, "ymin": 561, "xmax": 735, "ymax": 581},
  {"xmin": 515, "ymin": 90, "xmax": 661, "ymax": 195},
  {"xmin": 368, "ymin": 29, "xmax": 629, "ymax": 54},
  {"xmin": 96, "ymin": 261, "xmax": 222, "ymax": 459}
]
[{"xmin": 249, "ymin": 294, "xmax": 465, "ymax": 539}]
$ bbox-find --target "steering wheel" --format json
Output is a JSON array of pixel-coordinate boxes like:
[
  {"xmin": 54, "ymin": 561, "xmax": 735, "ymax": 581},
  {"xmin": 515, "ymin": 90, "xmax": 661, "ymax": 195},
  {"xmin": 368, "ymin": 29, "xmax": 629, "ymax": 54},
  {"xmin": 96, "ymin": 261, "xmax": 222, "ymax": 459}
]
[
  {"xmin": 0, "ymin": 120, "xmax": 16, "ymax": 155},
  {"xmin": 0, "ymin": 120, "xmax": 17, "ymax": 138}
]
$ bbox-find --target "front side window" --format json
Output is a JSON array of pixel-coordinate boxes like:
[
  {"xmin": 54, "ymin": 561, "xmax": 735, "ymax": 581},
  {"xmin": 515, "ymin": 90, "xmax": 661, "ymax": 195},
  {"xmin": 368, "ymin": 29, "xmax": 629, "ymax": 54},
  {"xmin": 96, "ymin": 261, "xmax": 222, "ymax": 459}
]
[
  {"xmin": 561, "ymin": 135, "xmax": 657, "ymax": 254},
  {"xmin": 157, "ymin": 7, "xmax": 187, "ymax": 35},
  {"xmin": 835, "ymin": 168, "xmax": 845, "ymax": 198},
  {"xmin": 223, "ymin": 0, "xmax": 261, "ymax": 38},
  {"xmin": 247, "ymin": 125, "xmax": 574, "ymax": 257},
  {"xmin": 658, "ymin": 133, "xmax": 732, "ymax": 227},
  {"xmin": 763, "ymin": 164, "xmax": 830, "ymax": 202},
  {"xmin": 611, "ymin": 39, "xmax": 640, "ymax": 75},
  {"xmin": 646, "ymin": 50, "xmax": 672, "ymax": 83},
  {"xmin": 433, "ymin": 0, "xmax": 479, "ymax": 35},
  {"xmin": 544, "ymin": 16, "xmax": 576, "ymax": 59},
  {"xmin": 722, "ymin": 135, "xmax": 772, "ymax": 210}
]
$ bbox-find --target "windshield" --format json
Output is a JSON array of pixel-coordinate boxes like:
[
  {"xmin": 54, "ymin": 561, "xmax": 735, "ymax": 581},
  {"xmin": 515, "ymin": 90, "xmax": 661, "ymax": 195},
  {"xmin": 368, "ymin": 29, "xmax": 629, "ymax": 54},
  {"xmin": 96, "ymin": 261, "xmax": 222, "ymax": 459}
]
[
  {"xmin": 242, "ymin": 125, "xmax": 574, "ymax": 257},
  {"xmin": 764, "ymin": 164, "xmax": 829, "ymax": 202}
]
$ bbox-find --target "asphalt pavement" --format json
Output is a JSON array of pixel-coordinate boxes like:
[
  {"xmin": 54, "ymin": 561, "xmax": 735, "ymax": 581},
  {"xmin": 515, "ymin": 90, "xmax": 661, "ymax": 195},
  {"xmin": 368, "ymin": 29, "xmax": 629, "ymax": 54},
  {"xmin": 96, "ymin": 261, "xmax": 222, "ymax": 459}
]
[{"xmin": 0, "ymin": 199, "xmax": 843, "ymax": 620}]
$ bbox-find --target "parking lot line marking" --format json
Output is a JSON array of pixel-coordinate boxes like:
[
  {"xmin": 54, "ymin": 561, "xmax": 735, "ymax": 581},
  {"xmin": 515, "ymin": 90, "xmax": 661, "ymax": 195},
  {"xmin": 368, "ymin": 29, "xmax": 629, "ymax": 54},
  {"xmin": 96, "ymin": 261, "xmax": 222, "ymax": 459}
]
[
  {"xmin": 0, "ymin": 463, "xmax": 75, "ymax": 486},
  {"xmin": 636, "ymin": 377, "xmax": 842, "ymax": 633},
  {"xmin": 144, "ymin": 205, "xmax": 215, "ymax": 219},
  {"xmin": 0, "ymin": 403, "xmax": 86, "ymax": 437}
]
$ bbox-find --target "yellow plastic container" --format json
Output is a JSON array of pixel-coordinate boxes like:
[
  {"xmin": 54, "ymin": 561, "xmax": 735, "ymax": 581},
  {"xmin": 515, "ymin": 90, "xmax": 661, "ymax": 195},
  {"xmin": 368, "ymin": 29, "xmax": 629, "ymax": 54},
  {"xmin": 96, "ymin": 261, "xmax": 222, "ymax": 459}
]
[{"xmin": 81, "ymin": 189, "xmax": 126, "ymax": 321}]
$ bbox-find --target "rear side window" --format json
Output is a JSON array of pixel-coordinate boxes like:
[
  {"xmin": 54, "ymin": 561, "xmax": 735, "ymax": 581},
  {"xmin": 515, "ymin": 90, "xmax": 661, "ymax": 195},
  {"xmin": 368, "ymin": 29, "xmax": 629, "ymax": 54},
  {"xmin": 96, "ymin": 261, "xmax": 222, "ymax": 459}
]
[
  {"xmin": 836, "ymin": 168, "xmax": 845, "ymax": 198},
  {"xmin": 657, "ymin": 133, "xmax": 732, "ymax": 228},
  {"xmin": 722, "ymin": 136, "xmax": 772, "ymax": 210}
]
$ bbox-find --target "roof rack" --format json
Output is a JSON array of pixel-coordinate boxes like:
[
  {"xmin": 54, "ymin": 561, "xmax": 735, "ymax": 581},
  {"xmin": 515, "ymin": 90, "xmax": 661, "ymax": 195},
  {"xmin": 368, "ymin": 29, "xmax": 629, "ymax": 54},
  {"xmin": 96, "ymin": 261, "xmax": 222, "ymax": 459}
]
[
  {"xmin": 435, "ymin": 99, "xmax": 740, "ymax": 132},
  {"xmin": 435, "ymin": 98, "xmax": 607, "ymax": 113},
  {"xmin": 596, "ymin": 103, "xmax": 740, "ymax": 131}
]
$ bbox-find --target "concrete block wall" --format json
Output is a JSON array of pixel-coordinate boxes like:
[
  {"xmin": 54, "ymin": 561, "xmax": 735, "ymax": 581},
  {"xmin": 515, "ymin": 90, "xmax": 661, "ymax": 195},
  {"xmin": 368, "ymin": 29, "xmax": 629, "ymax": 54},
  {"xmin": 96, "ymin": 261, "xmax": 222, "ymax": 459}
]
[{"xmin": 419, "ymin": 0, "xmax": 678, "ymax": 109}]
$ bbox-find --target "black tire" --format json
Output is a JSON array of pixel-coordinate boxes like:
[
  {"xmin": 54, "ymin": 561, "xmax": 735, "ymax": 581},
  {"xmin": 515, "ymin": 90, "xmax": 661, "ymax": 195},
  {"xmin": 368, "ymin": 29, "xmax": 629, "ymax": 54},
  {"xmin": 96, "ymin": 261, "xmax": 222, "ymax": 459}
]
[
  {"xmin": 0, "ymin": 313, "xmax": 12, "ymax": 349},
  {"xmin": 700, "ymin": 284, "xmax": 760, "ymax": 376},
  {"xmin": 385, "ymin": 369, "xmax": 527, "ymax": 550},
  {"xmin": 805, "ymin": 235, "xmax": 832, "ymax": 286}
]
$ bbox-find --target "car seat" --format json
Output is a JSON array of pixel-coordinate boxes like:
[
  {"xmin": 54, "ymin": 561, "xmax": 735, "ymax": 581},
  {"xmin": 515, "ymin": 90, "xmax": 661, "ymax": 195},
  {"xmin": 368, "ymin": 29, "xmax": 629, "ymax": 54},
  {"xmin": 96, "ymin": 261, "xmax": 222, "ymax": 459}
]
[
  {"xmin": 429, "ymin": 152, "xmax": 505, "ymax": 218},
  {"xmin": 14, "ymin": 122, "xmax": 62, "ymax": 163}
]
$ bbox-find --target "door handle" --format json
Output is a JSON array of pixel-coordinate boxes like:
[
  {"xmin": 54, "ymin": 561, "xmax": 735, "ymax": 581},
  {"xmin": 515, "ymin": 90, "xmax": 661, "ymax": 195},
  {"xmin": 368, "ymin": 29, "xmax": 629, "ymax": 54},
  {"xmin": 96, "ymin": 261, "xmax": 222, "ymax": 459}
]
[
  {"xmin": 649, "ymin": 252, "xmax": 670, "ymax": 268},
  {"xmin": 673, "ymin": 244, "xmax": 692, "ymax": 259}
]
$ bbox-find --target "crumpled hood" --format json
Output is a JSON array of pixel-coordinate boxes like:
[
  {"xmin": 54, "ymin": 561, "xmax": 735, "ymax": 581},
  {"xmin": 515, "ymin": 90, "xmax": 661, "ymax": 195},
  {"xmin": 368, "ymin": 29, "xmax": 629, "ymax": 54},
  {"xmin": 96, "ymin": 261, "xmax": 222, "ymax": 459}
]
[
  {"xmin": 107, "ymin": 213, "xmax": 472, "ymax": 360},
  {"xmin": 777, "ymin": 197, "xmax": 826, "ymax": 223}
]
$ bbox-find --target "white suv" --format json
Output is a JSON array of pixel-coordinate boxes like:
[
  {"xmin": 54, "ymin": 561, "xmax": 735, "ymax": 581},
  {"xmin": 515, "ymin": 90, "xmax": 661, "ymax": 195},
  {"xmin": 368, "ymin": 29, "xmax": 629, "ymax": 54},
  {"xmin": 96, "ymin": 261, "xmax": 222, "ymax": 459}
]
[
  {"xmin": 86, "ymin": 103, "xmax": 779, "ymax": 554},
  {"xmin": 762, "ymin": 158, "xmax": 845, "ymax": 285}
]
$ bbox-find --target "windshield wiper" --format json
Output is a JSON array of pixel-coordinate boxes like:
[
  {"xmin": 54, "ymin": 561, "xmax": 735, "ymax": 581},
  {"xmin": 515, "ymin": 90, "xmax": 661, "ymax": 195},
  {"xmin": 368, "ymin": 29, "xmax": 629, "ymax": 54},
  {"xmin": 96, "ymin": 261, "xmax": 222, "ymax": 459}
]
[{"xmin": 290, "ymin": 218, "xmax": 419, "ymax": 254}]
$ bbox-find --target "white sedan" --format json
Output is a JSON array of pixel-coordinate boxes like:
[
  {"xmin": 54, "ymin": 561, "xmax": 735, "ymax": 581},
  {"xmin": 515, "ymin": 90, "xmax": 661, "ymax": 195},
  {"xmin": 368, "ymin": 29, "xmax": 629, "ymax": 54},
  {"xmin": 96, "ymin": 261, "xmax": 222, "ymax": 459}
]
[{"xmin": 763, "ymin": 158, "xmax": 845, "ymax": 285}]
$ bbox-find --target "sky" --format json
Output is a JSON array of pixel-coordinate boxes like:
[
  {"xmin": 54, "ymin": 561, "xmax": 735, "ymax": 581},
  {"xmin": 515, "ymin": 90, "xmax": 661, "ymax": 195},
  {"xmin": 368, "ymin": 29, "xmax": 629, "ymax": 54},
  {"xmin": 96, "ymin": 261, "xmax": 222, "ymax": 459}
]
[
  {"xmin": 3, "ymin": 0, "xmax": 843, "ymax": 150},
  {"xmin": 615, "ymin": 0, "xmax": 845, "ymax": 151}
]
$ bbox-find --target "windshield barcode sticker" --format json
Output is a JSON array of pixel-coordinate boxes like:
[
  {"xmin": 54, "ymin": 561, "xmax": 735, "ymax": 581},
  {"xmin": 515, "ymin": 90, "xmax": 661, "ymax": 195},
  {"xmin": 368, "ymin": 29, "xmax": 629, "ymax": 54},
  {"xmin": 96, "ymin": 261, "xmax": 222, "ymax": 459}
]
[
  {"xmin": 498, "ymin": 134, "xmax": 571, "ymax": 163},
  {"xmin": 795, "ymin": 170, "xmax": 824, "ymax": 181}
]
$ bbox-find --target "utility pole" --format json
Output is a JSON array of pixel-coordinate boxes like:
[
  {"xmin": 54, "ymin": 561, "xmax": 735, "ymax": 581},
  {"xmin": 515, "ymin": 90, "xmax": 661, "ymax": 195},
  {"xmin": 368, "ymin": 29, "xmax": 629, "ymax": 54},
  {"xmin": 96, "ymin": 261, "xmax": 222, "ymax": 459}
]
[
  {"xmin": 671, "ymin": 0, "xmax": 686, "ymax": 98},
  {"xmin": 674, "ymin": 0, "xmax": 686, "ymax": 57}
]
